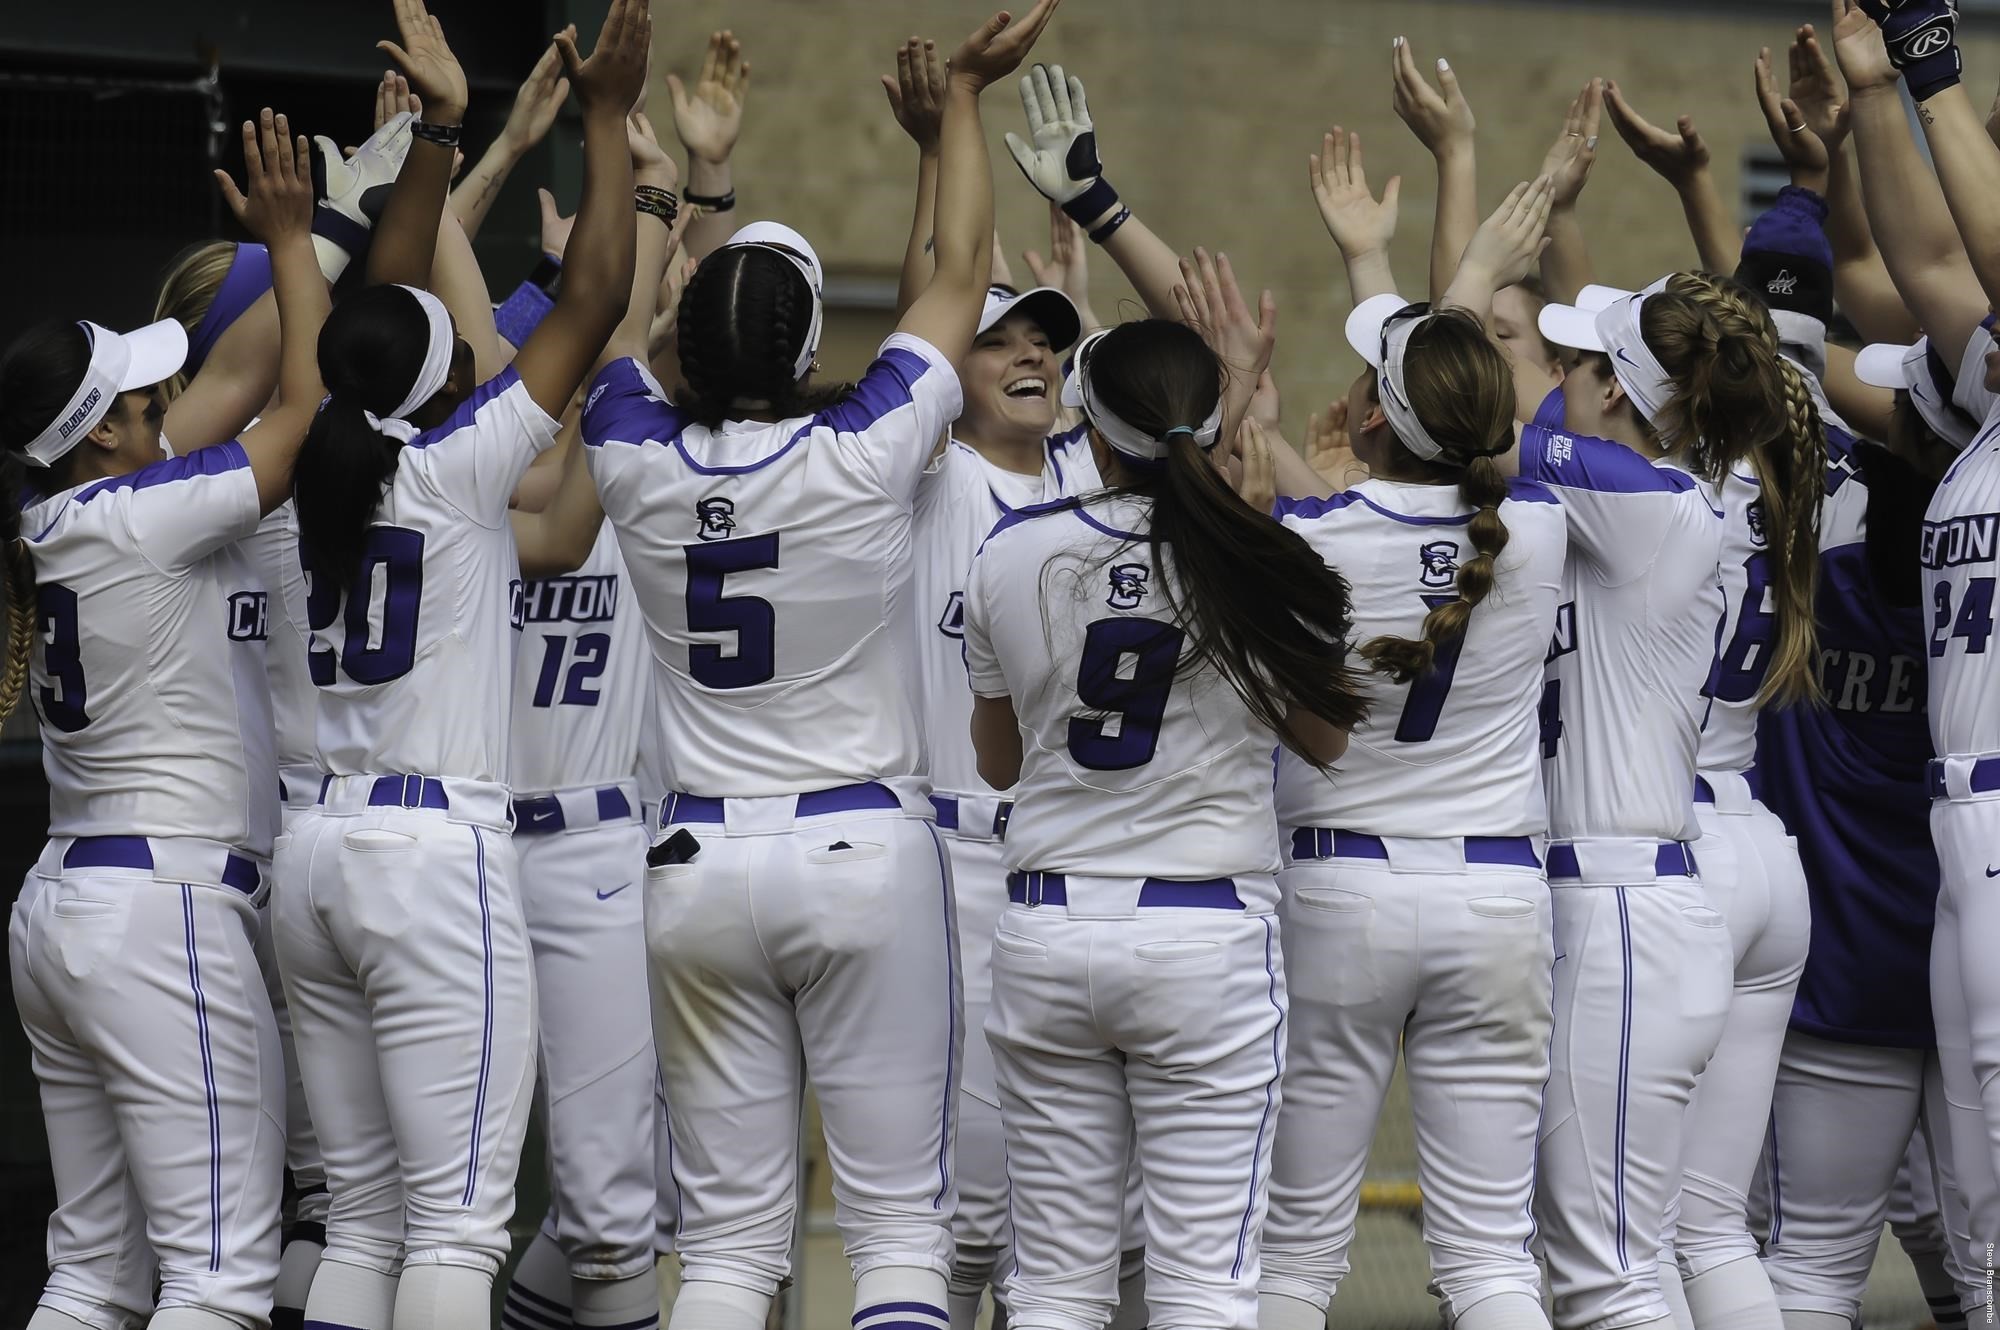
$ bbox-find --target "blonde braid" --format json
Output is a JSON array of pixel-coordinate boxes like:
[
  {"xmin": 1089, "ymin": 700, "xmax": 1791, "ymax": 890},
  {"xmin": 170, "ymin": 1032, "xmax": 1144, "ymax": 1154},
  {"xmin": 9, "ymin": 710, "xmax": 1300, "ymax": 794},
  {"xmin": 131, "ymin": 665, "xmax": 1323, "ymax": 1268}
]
[{"xmin": 0, "ymin": 541, "xmax": 34, "ymax": 724}]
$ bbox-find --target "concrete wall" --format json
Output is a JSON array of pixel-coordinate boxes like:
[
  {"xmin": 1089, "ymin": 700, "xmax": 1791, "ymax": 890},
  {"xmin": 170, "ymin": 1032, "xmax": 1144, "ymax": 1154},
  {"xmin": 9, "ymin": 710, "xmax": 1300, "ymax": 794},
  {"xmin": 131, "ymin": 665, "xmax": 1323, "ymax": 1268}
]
[{"xmin": 643, "ymin": 0, "xmax": 2000, "ymax": 413}]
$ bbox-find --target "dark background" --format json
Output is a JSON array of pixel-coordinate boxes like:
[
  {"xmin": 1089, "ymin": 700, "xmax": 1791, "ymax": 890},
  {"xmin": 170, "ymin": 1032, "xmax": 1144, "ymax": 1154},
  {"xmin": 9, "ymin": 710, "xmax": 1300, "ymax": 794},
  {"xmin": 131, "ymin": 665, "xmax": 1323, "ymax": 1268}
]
[{"xmin": 0, "ymin": 3, "xmax": 604, "ymax": 1317}]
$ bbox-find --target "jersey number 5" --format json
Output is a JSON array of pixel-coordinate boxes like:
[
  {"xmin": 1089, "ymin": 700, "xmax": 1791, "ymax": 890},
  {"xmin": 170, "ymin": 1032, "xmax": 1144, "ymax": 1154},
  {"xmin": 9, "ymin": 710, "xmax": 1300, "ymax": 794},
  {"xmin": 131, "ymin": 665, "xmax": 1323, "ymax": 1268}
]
[
  {"xmin": 305, "ymin": 526, "xmax": 426, "ymax": 687},
  {"xmin": 685, "ymin": 534, "xmax": 780, "ymax": 689},
  {"xmin": 1067, "ymin": 617, "xmax": 1185, "ymax": 770}
]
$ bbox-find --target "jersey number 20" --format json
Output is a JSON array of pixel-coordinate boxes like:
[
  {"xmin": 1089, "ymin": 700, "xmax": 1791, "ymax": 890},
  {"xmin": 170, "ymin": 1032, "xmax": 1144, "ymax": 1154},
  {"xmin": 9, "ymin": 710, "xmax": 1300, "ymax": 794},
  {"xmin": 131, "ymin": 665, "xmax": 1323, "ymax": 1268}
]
[
  {"xmin": 1068, "ymin": 618, "xmax": 1185, "ymax": 770},
  {"xmin": 305, "ymin": 526, "xmax": 426, "ymax": 687}
]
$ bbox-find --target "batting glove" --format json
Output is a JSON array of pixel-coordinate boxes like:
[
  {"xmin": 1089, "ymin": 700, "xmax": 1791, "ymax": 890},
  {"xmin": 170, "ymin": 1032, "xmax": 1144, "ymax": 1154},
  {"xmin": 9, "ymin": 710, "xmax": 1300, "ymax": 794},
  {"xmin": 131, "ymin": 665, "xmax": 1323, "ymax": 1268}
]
[
  {"xmin": 307, "ymin": 111, "xmax": 414, "ymax": 283},
  {"xmin": 1004, "ymin": 65, "xmax": 1120, "ymax": 227},
  {"xmin": 1862, "ymin": 0, "xmax": 1963, "ymax": 102}
]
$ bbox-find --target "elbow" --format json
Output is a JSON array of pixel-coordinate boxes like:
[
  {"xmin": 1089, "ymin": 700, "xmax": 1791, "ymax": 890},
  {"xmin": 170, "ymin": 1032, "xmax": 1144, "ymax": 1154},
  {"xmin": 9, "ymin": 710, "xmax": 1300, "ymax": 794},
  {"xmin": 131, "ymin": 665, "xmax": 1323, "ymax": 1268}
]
[
  {"xmin": 976, "ymin": 750, "xmax": 1022, "ymax": 791},
  {"xmin": 1309, "ymin": 727, "xmax": 1350, "ymax": 766}
]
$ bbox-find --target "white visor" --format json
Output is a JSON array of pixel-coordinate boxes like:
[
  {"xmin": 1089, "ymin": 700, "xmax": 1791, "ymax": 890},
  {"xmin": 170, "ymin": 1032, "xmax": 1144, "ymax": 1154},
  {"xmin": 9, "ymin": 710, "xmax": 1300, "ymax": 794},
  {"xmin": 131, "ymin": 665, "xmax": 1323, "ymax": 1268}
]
[
  {"xmin": 721, "ymin": 221, "xmax": 825, "ymax": 381},
  {"xmin": 25, "ymin": 319, "xmax": 189, "ymax": 467},
  {"xmin": 1344, "ymin": 294, "xmax": 1449, "ymax": 461},
  {"xmin": 1060, "ymin": 326, "xmax": 1222, "ymax": 463},
  {"xmin": 1536, "ymin": 282, "xmax": 1639, "ymax": 353},
  {"xmin": 978, "ymin": 285, "xmax": 1083, "ymax": 353},
  {"xmin": 1542, "ymin": 277, "xmax": 1676, "ymax": 436},
  {"xmin": 1857, "ymin": 339, "xmax": 1980, "ymax": 451}
]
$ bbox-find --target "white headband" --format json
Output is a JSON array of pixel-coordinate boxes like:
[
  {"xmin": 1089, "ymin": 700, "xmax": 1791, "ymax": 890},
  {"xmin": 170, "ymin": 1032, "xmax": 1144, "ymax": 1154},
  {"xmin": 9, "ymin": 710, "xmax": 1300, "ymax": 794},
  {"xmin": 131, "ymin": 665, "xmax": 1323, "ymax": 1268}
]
[
  {"xmin": 1377, "ymin": 308, "xmax": 1449, "ymax": 462},
  {"xmin": 1060, "ymin": 328, "xmax": 1223, "ymax": 464},
  {"xmin": 721, "ymin": 221, "xmax": 826, "ymax": 381},
  {"xmin": 1593, "ymin": 290, "xmax": 1678, "ymax": 440},
  {"xmin": 25, "ymin": 319, "xmax": 190, "ymax": 467},
  {"xmin": 364, "ymin": 286, "xmax": 455, "ymax": 442}
]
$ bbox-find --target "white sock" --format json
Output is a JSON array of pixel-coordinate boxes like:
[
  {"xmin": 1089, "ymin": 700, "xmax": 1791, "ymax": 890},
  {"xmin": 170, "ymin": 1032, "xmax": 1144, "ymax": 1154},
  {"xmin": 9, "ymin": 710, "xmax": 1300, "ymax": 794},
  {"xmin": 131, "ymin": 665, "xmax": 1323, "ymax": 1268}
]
[
  {"xmin": 277, "ymin": 1235, "xmax": 326, "ymax": 1322},
  {"xmin": 504, "ymin": 1229, "xmax": 577, "ymax": 1327},
  {"xmin": 1108, "ymin": 1248, "xmax": 1146, "ymax": 1330},
  {"xmin": 1660, "ymin": 1259, "xmax": 1696, "ymax": 1330},
  {"xmin": 147, "ymin": 1311, "xmax": 244, "ymax": 1330},
  {"xmin": 947, "ymin": 1289, "xmax": 983, "ymax": 1330},
  {"xmin": 304, "ymin": 1255, "xmax": 399, "ymax": 1328},
  {"xmin": 1680, "ymin": 1255, "xmax": 1783, "ymax": 1330},
  {"xmin": 1778, "ymin": 1311, "xmax": 1850, "ymax": 1330},
  {"xmin": 1453, "ymin": 1292, "xmax": 1551, "ymax": 1330},
  {"xmin": 393, "ymin": 1262, "xmax": 494, "ymax": 1330},
  {"xmin": 27, "ymin": 1312, "xmax": 103, "ymax": 1330},
  {"xmin": 852, "ymin": 1267, "xmax": 950, "ymax": 1330},
  {"xmin": 575, "ymin": 1271, "xmax": 663, "ymax": 1328},
  {"xmin": 667, "ymin": 1279, "xmax": 773, "ymax": 1330},
  {"xmin": 1258, "ymin": 1291, "xmax": 1326, "ymax": 1330}
]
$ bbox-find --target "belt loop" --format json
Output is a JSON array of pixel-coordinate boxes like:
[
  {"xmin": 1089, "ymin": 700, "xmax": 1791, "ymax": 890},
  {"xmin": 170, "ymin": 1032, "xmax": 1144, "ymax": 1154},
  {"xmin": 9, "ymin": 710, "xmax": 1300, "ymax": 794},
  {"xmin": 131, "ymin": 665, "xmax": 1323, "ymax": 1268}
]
[
  {"xmin": 1317, "ymin": 828, "xmax": 1333, "ymax": 861},
  {"xmin": 401, "ymin": 774, "xmax": 420, "ymax": 808}
]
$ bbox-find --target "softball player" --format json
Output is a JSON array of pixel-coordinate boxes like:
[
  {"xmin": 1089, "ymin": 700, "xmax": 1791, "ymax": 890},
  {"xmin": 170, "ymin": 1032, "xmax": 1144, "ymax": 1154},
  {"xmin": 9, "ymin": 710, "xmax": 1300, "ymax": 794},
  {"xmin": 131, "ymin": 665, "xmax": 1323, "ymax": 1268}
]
[
  {"xmin": 1, "ymin": 109, "xmax": 326, "ymax": 1330},
  {"xmin": 1529, "ymin": 280, "xmax": 1736, "ymax": 1330},
  {"xmin": 271, "ymin": 6, "xmax": 648, "ymax": 1319},
  {"xmin": 580, "ymin": 11, "xmax": 1057, "ymax": 1330},
  {"xmin": 910, "ymin": 282, "xmax": 1096, "ymax": 1330},
  {"xmin": 1752, "ymin": 338, "xmax": 1965, "ymax": 1329},
  {"xmin": 1260, "ymin": 298, "xmax": 1566, "ymax": 1330},
  {"xmin": 961, "ymin": 312, "xmax": 1367, "ymax": 1330}
]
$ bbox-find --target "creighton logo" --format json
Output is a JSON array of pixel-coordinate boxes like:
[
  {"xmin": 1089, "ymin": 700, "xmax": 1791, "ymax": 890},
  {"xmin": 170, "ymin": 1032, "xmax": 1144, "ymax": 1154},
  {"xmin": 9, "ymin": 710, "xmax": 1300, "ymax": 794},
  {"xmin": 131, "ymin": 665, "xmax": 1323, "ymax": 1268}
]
[
  {"xmin": 1746, "ymin": 499, "xmax": 1768, "ymax": 549},
  {"xmin": 696, "ymin": 496, "xmax": 737, "ymax": 541},
  {"xmin": 1766, "ymin": 269, "xmax": 1800, "ymax": 297},
  {"xmin": 1106, "ymin": 563, "xmax": 1149, "ymax": 610},
  {"xmin": 1419, "ymin": 539, "xmax": 1460, "ymax": 589}
]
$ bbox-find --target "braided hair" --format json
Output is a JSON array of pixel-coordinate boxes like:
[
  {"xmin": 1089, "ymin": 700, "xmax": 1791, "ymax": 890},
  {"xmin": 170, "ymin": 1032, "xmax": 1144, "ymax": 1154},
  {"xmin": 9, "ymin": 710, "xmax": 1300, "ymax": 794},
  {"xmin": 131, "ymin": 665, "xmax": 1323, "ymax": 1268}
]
[
  {"xmin": 1641, "ymin": 270, "xmax": 1826, "ymax": 706},
  {"xmin": 1358, "ymin": 310, "xmax": 1519, "ymax": 683},
  {"xmin": 675, "ymin": 246, "xmax": 853, "ymax": 427}
]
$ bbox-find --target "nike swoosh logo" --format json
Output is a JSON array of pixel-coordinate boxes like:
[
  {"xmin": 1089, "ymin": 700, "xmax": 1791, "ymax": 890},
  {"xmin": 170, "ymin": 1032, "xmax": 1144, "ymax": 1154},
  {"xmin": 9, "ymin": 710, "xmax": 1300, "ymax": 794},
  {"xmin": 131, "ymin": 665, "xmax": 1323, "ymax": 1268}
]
[
  {"xmin": 1614, "ymin": 347, "xmax": 1640, "ymax": 368},
  {"xmin": 597, "ymin": 882, "xmax": 632, "ymax": 900},
  {"xmin": 1987, "ymin": 867, "xmax": 2000, "ymax": 878}
]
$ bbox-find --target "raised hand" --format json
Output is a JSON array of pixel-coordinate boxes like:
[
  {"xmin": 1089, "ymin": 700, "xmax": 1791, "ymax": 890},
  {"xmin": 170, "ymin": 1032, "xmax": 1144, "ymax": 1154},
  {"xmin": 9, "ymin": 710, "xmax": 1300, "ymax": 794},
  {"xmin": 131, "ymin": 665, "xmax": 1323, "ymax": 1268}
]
[
  {"xmin": 1305, "ymin": 400, "xmax": 1367, "ymax": 492},
  {"xmin": 628, "ymin": 109, "xmax": 678, "ymax": 190},
  {"xmin": 1174, "ymin": 248, "xmax": 1276, "ymax": 380},
  {"xmin": 1459, "ymin": 178, "xmax": 1557, "ymax": 294},
  {"xmin": 1540, "ymin": 80, "xmax": 1602, "ymax": 209},
  {"xmin": 560, "ymin": 0, "xmax": 653, "ymax": 117},
  {"xmin": 1310, "ymin": 127, "xmax": 1401, "ymax": 258},
  {"xmin": 1829, "ymin": 0, "xmax": 1898, "ymax": 95},
  {"xmin": 1788, "ymin": 24, "xmax": 1852, "ymax": 150},
  {"xmin": 1757, "ymin": 44, "xmax": 1831, "ymax": 182},
  {"xmin": 215, "ymin": 109, "xmax": 315, "ymax": 246},
  {"xmin": 668, "ymin": 30, "xmax": 750, "ymax": 164},
  {"xmin": 1233, "ymin": 416, "xmax": 1278, "ymax": 512},
  {"xmin": 882, "ymin": 37, "xmax": 947, "ymax": 152},
  {"xmin": 502, "ymin": 33, "xmax": 574, "ymax": 155},
  {"xmin": 377, "ymin": 0, "xmax": 468, "ymax": 122},
  {"xmin": 951, "ymin": 0, "xmax": 1063, "ymax": 95},
  {"xmin": 1003, "ymin": 61, "xmax": 1102, "ymax": 209},
  {"xmin": 1022, "ymin": 202, "xmax": 1091, "ymax": 305},
  {"xmin": 1603, "ymin": 81, "xmax": 1711, "ymax": 187},
  {"xmin": 537, "ymin": 187, "xmax": 575, "ymax": 261},
  {"xmin": 1391, "ymin": 35, "xmax": 1476, "ymax": 161}
]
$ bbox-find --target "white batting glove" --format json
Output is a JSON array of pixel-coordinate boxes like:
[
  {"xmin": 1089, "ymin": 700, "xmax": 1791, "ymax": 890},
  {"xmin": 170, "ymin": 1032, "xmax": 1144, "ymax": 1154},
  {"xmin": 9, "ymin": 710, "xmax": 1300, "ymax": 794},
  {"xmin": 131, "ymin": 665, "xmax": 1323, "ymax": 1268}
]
[
  {"xmin": 1004, "ymin": 65, "xmax": 1120, "ymax": 225},
  {"xmin": 307, "ymin": 111, "xmax": 414, "ymax": 283}
]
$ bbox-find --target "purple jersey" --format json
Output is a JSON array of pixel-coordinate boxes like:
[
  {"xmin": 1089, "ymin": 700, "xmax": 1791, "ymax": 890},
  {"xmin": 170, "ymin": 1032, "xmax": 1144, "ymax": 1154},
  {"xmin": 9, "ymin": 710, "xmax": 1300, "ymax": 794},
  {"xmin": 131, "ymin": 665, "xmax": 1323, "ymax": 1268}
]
[{"xmin": 1757, "ymin": 429, "xmax": 1938, "ymax": 1048}]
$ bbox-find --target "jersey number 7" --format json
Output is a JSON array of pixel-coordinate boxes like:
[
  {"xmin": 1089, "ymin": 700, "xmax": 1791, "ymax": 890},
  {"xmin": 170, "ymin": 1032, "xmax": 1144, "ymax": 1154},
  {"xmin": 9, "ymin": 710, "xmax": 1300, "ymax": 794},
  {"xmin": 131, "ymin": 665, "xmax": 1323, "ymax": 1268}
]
[{"xmin": 1392, "ymin": 593, "xmax": 1469, "ymax": 743}]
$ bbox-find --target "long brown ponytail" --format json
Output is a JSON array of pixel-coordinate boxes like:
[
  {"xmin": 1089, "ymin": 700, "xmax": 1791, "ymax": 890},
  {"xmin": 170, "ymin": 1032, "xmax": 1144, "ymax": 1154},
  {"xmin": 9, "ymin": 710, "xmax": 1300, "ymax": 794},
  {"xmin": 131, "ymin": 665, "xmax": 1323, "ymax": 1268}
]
[
  {"xmin": 1084, "ymin": 321, "xmax": 1369, "ymax": 765},
  {"xmin": 1356, "ymin": 310, "xmax": 1519, "ymax": 683},
  {"xmin": 1642, "ymin": 272, "xmax": 1824, "ymax": 706}
]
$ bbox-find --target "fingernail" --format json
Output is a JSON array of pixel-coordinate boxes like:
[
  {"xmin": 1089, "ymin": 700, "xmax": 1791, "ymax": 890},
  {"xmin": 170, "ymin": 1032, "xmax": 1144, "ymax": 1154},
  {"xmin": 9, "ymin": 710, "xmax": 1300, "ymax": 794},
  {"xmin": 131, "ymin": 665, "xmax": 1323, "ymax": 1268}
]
[
  {"xmin": 1586, "ymin": 136, "xmax": 1598, "ymax": 149},
  {"xmin": 1393, "ymin": 35, "xmax": 1402, "ymax": 47},
  {"xmin": 1438, "ymin": 58, "xmax": 1450, "ymax": 72}
]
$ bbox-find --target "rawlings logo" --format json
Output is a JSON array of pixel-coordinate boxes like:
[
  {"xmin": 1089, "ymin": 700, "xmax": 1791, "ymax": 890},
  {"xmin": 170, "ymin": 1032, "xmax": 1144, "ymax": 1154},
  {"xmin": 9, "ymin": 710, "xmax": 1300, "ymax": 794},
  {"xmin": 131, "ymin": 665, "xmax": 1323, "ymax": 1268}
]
[{"xmin": 1906, "ymin": 25, "xmax": 1954, "ymax": 59}]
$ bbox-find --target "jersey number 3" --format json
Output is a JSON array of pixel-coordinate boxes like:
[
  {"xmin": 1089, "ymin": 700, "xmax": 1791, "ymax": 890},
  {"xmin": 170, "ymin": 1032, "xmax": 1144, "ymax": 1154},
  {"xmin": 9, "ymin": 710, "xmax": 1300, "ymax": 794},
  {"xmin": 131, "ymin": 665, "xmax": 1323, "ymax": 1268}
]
[
  {"xmin": 35, "ymin": 583, "xmax": 90, "ymax": 733},
  {"xmin": 305, "ymin": 526, "xmax": 426, "ymax": 687},
  {"xmin": 1068, "ymin": 618, "xmax": 1185, "ymax": 770}
]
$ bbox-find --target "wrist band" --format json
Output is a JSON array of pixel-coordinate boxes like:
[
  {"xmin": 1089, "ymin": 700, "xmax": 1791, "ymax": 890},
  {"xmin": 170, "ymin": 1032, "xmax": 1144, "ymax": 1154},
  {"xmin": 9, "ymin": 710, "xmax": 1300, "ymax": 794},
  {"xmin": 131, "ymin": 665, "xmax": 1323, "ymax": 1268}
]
[
  {"xmin": 410, "ymin": 120, "xmax": 462, "ymax": 148},
  {"xmin": 635, "ymin": 186, "xmax": 680, "ymax": 226},
  {"xmin": 1089, "ymin": 206, "xmax": 1132, "ymax": 246},
  {"xmin": 526, "ymin": 254, "xmax": 563, "ymax": 299},
  {"xmin": 683, "ymin": 188, "xmax": 735, "ymax": 212},
  {"xmin": 1060, "ymin": 176, "xmax": 1119, "ymax": 227},
  {"xmin": 494, "ymin": 279, "xmax": 556, "ymax": 349}
]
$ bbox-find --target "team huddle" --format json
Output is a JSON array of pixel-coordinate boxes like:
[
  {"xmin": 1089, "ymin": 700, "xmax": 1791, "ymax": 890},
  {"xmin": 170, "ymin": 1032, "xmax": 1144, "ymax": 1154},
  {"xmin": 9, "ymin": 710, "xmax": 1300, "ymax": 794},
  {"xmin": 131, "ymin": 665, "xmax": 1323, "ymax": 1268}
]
[{"xmin": 2, "ymin": 0, "xmax": 1999, "ymax": 1328}]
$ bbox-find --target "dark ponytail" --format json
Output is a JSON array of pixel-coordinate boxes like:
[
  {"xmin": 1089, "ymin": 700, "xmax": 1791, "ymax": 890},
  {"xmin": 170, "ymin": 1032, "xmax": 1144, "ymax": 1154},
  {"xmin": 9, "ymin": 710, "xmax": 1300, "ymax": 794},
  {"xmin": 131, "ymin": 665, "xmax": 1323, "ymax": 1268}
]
[
  {"xmin": 293, "ymin": 285, "xmax": 430, "ymax": 596},
  {"xmin": 1357, "ymin": 310, "xmax": 1518, "ymax": 682},
  {"xmin": 0, "ymin": 320, "xmax": 93, "ymax": 722},
  {"xmin": 675, "ymin": 246, "xmax": 853, "ymax": 427},
  {"xmin": 1087, "ymin": 321, "xmax": 1368, "ymax": 767}
]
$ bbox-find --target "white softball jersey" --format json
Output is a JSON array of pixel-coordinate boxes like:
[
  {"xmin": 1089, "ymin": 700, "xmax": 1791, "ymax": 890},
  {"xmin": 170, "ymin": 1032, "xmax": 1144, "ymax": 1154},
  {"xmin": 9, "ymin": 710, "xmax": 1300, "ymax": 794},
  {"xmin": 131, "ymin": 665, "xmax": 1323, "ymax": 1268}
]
[
  {"xmin": 307, "ymin": 367, "xmax": 560, "ymax": 784},
  {"xmin": 1925, "ymin": 324, "xmax": 2000, "ymax": 761},
  {"xmin": 1273, "ymin": 477, "xmax": 1567, "ymax": 837},
  {"xmin": 914, "ymin": 426, "xmax": 1099, "ymax": 798},
  {"xmin": 23, "ymin": 441, "xmax": 277, "ymax": 855},
  {"xmin": 508, "ymin": 520, "xmax": 649, "ymax": 795},
  {"xmin": 960, "ymin": 493, "xmax": 1282, "ymax": 892},
  {"xmin": 239, "ymin": 500, "xmax": 317, "ymax": 781},
  {"xmin": 1694, "ymin": 465, "xmax": 1770, "ymax": 775},
  {"xmin": 582, "ymin": 333, "xmax": 963, "ymax": 799},
  {"xmin": 1518, "ymin": 425, "xmax": 1724, "ymax": 842}
]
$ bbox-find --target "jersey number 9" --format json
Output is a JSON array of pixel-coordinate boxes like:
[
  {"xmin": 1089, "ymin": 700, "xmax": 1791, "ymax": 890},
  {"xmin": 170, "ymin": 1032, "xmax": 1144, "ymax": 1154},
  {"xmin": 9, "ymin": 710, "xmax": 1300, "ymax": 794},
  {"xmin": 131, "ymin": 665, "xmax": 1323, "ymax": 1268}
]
[{"xmin": 1067, "ymin": 617, "xmax": 1186, "ymax": 770}]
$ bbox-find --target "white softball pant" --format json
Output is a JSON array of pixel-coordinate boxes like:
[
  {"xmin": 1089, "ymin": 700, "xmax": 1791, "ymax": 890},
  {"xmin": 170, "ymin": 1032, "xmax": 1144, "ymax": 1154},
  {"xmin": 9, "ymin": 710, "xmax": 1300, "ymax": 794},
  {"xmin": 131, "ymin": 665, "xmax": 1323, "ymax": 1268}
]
[
  {"xmin": 1535, "ymin": 839, "xmax": 1734, "ymax": 1330},
  {"xmin": 514, "ymin": 786, "xmax": 658, "ymax": 1283},
  {"xmin": 255, "ymin": 794, "xmax": 329, "ymax": 1234},
  {"xmin": 1260, "ymin": 833, "xmax": 1552, "ymax": 1323},
  {"xmin": 274, "ymin": 786, "xmax": 538, "ymax": 1284},
  {"xmin": 1753, "ymin": 1032, "xmax": 1952, "ymax": 1322},
  {"xmin": 646, "ymin": 797, "xmax": 961, "ymax": 1297},
  {"xmin": 1674, "ymin": 782, "xmax": 1809, "ymax": 1281},
  {"xmin": 937, "ymin": 803, "xmax": 1013, "ymax": 1288},
  {"xmin": 986, "ymin": 873, "xmax": 1285, "ymax": 1330},
  {"xmin": 11, "ymin": 836, "xmax": 283, "ymax": 1329},
  {"xmin": 1928, "ymin": 769, "xmax": 2000, "ymax": 1306}
]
